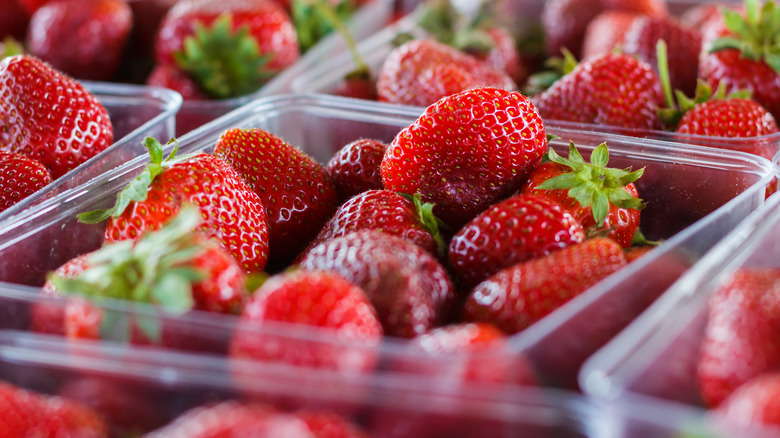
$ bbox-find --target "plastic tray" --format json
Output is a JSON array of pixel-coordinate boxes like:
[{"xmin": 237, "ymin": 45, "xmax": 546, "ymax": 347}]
[
  {"xmin": 579, "ymin": 190, "xmax": 780, "ymax": 437},
  {"xmin": 0, "ymin": 94, "xmax": 772, "ymax": 391},
  {"xmin": 289, "ymin": 0, "xmax": 777, "ymax": 161},
  {"xmin": 0, "ymin": 81, "xmax": 181, "ymax": 221},
  {"xmin": 170, "ymin": 0, "xmax": 395, "ymax": 136}
]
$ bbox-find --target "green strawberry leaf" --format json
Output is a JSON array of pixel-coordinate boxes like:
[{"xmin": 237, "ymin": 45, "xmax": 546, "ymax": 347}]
[
  {"xmin": 709, "ymin": 0, "xmax": 780, "ymax": 75},
  {"xmin": 0, "ymin": 37, "xmax": 24, "ymax": 59},
  {"xmin": 134, "ymin": 313, "xmax": 162, "ymax": 344},
  {"xmin": 294, "ymin": 0, "xmax": 357, "ymax": 52},
  {"xmin": 100, "ymin": 309, "xmax": 131, "ymax": 343},
  {"xmin": 245, "ymin": 272, "xmax": 269, "ymax": 294}
]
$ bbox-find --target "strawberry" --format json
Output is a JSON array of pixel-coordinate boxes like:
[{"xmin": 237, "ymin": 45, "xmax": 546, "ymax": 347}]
[
  {"xmin": 697, "ymin": 268, "xmax": 780, "ymax": 407},
  {"xmin": 448, "ymin": 193, "xmax": 585, "ymax": 289},
  {"xmin": 79, "ymin": 137, "xmax": 270, "ymax": 273},
  {"xmin": 229, "ymin": 269, "xmax": 383, "ymax": 370},
  {"xmin": 155, "ymin": 0, "xmax": 299, "ymax": 99},
  {"xmin": 532, "ymin": 52, "xmax": 665, "ymax": 130},
  {"xmin": 375, "ymin": 39, "xmax": 516, "ymax": 107},
  {"xmin": 304, "ymin": 190, "xmax": 445, "ymax": 260},
  {"xmin": 213, "ymin": 127, "xmax": 338, "ymax": 265},
  {"xmin": 519, "ymin": 142, "xmax": 645, "ymax": 248},
  {"xmin": 26, "ymin": 0, "xmax": 133, "ymax": 81},
  {"xmin": 298, "ymin": 230, "xmax": 456, "ymax": 338},
  {"xmin": 146, "ymin": 63, "xmax": 211, "ymax": 100},
  {"xmin": 16, "ymin": 0, "xmax": 50, "ymax": 15},
  {"xmin": 381, "ymin": 87, "xmax": 547, "ymax": 231},
  {"xmin": 541, "ymin": 0, "xmax": 668, "ymax": 59},
  {"xmin": 0, "ymin": 152, "xmax": 52, "ymax": 212},
  {"xmin": 581, "ymin": 10, "xmax": 639, "ymax": 61},
  {"xmin": 463, "ymin": 237, "xmax": 627, "ymax": 334},
  {"xmin": 37, "ymin": 206, "xmax": 249, "ymax": 343},
  {"xmin": 0, "ymin": 0, "xmax": 28, "ymax": 40},
  {"xmin": 325, "ymin": 138, "xmax": 387, "ymax": 202},
  {"xmin": 717, "ymin": 372, "xmax": 780, "ymax": 428},
  {"xmin": 296, "ymin": 410, "xmax": 370, "ymax": 438},
  {"xmin": 0, "ymin": 55, "xmax": 114, "ymax": 179},
  {"xmin": 0, "ymin": 381, "xmax": 109, "ymax": 437},
  {"xmin": 699, "ymin": 0, "xmax": 780, "ymax": 121}
]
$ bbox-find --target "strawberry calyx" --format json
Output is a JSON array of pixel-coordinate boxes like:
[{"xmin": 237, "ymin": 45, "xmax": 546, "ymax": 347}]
[
  {"xmin": 418, "ymin": 0, "xmax": 497, "ymax": 55},
  {"xmin": 399, "ymin": 192, "xmax": 448, "ymax": 259},
  {"xmin": 656, "ymin": 39, "xmax": 751, "ymax": 128},
  {"xmin": 0, "ymin": 37, "xmax": 24, "ymax": 59},
  {"xmin": 522, "ymin": 47, "xmax": 578, "ymax": 95},
  {"xmin": 536, "ymin": 141, "xmax": 645, "ymax": 227},
  {"xmin": 708, "ymin": 0, "xmax": 780, "ymax": 75},
  {"xmin": 48, "ymin": 206, "xmax": 208, "ymax": 342},
  {"xmin": 293, "ymin": 0, "xmax": 359, "ymax": 53},
  {"xmin": 173, "ymin": 14, "xmax": 276, "ymax": 99},
  {"xmin": 78, "ymin": 137, "xmax": 192, "ymax": 224}
]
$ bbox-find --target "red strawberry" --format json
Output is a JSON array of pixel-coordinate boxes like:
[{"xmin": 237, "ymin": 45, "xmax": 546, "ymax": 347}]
[
  {"xmin": 16, "ymin": 0, "xmax": 50, "ymax": 15},
  {"xmin": 697, "ymin": 268, "xmax": 780, "ymax": 407},
  {"xmin": 541, "ymin": 0, "xmax": 668, "ymax": 59},
  {"xmin": 213, "ymin": 127, "xmax": 338, "ymax": 265},
  {"xmin": 0, "ymin": 381, "xmax": 109, "ymax": 437},
  {"xmin": 37, "ymin": 206, "xmax": 249, "ymax": 344},
  {"xmin": 381, "ymin": 87, "xmax": 547, "ymax": 231},
  {"xmin": 296, "ymin": 410, "xmax": 370, "ymax": 438},
  {"xmin": 146, "ymin": 63, "xmax": 210, "ymax": 100},
  {"xmin": 464, "ymin": 237, "xmax": 627, "ymax": 334},
  {"xmin": 0, "ymin": 152, "xmax": 52, "ymax": 212},
  {"xmin": 375, "ymin": 39, "xmax": 516, "ymax": 107},
  {"xmin": 581, "ymin": 10, "xmax": 639, "ymax": 60},
  {"xmin": 304, "ymin": 190, "xmax": 444, "ymax": 260},
  {"xmin": 325, "ymin": 138, "xmax": 387, "ymax": 202},
  {"xmin": 79, "ymin": 137, "xmax": 270, "ymax": 273},
  {"xmin": 519, "ymin": 142, "xmax": 645, "ymax": 248},
  {"xmin": 0, "ymin": 0, "xmax": 28, "ymax": 40},
  {"xmin": 699, "ymin": 0, "xmax": 780, "ymax": 121},
  {"xmin": 0, "ymin": 55, "xmax": 114, "ymax": 179},
  {"xmin": 229, "ymin": 269, "xmax": 383, "ymax": 370},
  {"xmin": 717, "ymin": 372, "xmax": 780, "ymax": 428},
  {"xmin": 298, "ymin": 230, "xmax": 456, "ymax": 338},
  {"xmin": 155, "ymin": 0, "xmax": 299, "ymax": 99},
  {"xmin": 677, "ymin": 97, "xmax": 779, "ymax": 140},
  {"xmin": 448, "ymin": 193, "xmax": 585, "ymax": 289},
  {"xmin": 26, "ymin": 0, "xmax": 133, "ymax": 81},
  {"xmin": 532, "ymin": 52, "xmax": 665, "ymax": 130}
]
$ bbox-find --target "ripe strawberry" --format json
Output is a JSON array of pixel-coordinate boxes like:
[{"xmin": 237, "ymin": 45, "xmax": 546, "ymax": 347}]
[
  {"xmin": 229, "ymin": 269, "xmax": 383, "ymax": 370},
  {"xmin": 79, "ymin": 137, "xmax": 270, "ymax": 273},
  {"xmin": 16, "ymin": 0, "xmax": 50, "ymax": 15},
  {"xmin": 37, "ymin": 207, "xmax": 249, "ymax": 343},
  {"xmin": 0, "ymin": 0, "xmax": 28, "ymax": 40},
  {"xmin": 146, "ymin": 63, "xmax": 210, "ymax": 100},
  {"xmin": 0, "ymin": 152, "xmax": 52, "ymax": 212},
  {"xmin": 697, "ymin": 268, "xmax": 780, "ymax": 407},
  {"xmin": 381, "ymin": 87, "xmax": 547, "ymax": 230},
  {"xmin": 26, "ymin": 0, "xmax": 133, "ymax": 81},
  {"xmin": 155, "ymin": 0, "xmax": 299, "ymax": 99},
  {"xmin": 541, "ymin": 0, "xmax": 668, "ymax": 59},
  {"xmin": 375, "ymin": 39, "xmax": 516, "ymax": 107},
  {"xmin": 296, "ymin": 410, "xmax": 370, "ymax": 438},
  {"xmin": 532, "ymin": 52, "xmax": 665, "ymax": 130},
  {"xmin": 464, "ymin": 237, "xmax": 627, "ymax": 334},
  {"xmin": 717, "ymin": 372, "xmax": 780, "ymax": 428},
  {"xmin": 0, "ymin": 381, "xmax": 109, "ymax": 437},
  {"xmin": 699, "ymin": 0, "xmax": 780, "ymax": 121},
  {"xmin": 0, "ymin": 55, "xmax": 114, "ymax": 179},
  {"xmin": 325, "ymin": 138, "xmax": 387, "ymax": 202},
  {"xmin": 304, "ymin": 190, "xmax": 444, "ymax": 260},
  {"xmin": 449, "ymin": 193, "xmax": 585, "ymax": 289},
  {"xmin": 519, "ymin": 142, "xmax": 645, "ymax": 248},
  {"xmin": 213, "ymin": 127, "xmax": 338, "ymax": 265},
  {"xmin": 298, "ymin": 230, "xmax": 456, "ymax": 338},
  {"xmin": 581, "ymin": 10, "xmax": 639, "ymax": 60},
  {"xmin": 677, "ymin": 97, "xmax": 779, "ymax": 139}
]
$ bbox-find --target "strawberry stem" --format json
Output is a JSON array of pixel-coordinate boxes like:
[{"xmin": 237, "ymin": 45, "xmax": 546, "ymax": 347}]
[{"xmin": 307, "ymin": 0, "xmax": 369, "ymax": 74}]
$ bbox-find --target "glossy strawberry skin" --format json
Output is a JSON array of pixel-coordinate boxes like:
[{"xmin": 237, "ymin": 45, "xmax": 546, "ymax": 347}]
[
  {"xmin": 229, "ymin": 270, "xmax": 383, "ymax": 371},
  {"xmin": 0, "ymin": 55, "xmax": 114, "ymax": 180},
  {"xmin": 532, "ymin": 52, "xmax": 664, "ymax": 130},
  {"xmin": 717, "ymin": 372, "xmax": 780, "ymax": 428},
  {"xmin": 26, "ymin": 0, "xmax": 133, "ymax": 81},
  {"xmin": 449, "ymin": 193, "xmax": 585, "ymax": 289},
  {"xmin": 381, "ymin": 87, "xmax": 547, "ymax": 231},
  {"xmin": 697, "ymin": 268, "xmax": 780, "ymax": 408},
  {"xmin": 0, "ymin": 381, "xmax": 109, "ymax": 437},
  {"xmin": 155, "ymin": 0, "xmax": 299, "ymax": 72},
  {"xmin": 305, "ymin": 190, "xmax": 438, "ymax": 259},
  {"xmin": 376, "ymin": 39, "xmax": 516, "ymax": 107},
  {"xmin": 299, "ymin": 230, "xmax": 455, "ymax": 338},
  {"xmin": 464, "ymin": 237, "xmax": 627, "ymax": 334},
  {"xmin": 214, "ymin": 128, "xmax": 338, "ymax": 264},
  {"xmin": 104, "ymin": 153, "xmax": 270, "ymax": 273},
  {"xmin": 520, "ymin": 162, "xmax": 642, "ymax": 248},
  {"xmin": 325, "ymin": 138, "xmax": 387, "ymax": 203},
  {"xmin": 0, "ymin": 152, "xmax": 52, "ymax": 213}
]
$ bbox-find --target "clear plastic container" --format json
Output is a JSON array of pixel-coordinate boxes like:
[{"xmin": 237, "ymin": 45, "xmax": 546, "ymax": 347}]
[
  {"xmin": 171, "ymin": 0, "xmax": 395, "ymax": 136},
  {"xmin": 579, "ymin": 192, "xmax": 780, "ymax": 437},
  {"xmin": 0, "ymin": 94, "xmax": 772, "ymax": 391},
  {"xmin": 0, "ymin": 81, "xmax": 182, "ymax": 221}
]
